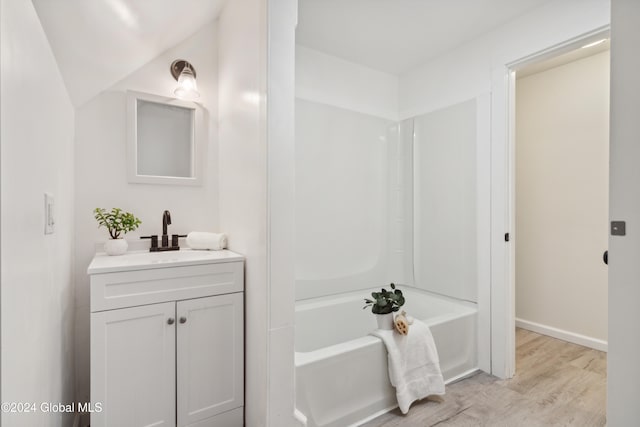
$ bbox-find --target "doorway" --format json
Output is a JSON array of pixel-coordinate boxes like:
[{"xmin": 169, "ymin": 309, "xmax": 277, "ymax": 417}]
[{"xmin": 511, "ymin": 39, "xmax": 610, "ymax": 356}]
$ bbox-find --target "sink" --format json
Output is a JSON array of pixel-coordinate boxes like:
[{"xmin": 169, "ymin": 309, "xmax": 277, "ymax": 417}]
[{"xmin": 87, "ymin": 248, "xmax": 243, "ymax": 274}]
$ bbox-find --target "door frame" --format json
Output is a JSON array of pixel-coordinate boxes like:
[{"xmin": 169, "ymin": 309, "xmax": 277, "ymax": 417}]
[{"xmin": 490, "ymin": 26, "xmax": 610, "ymax": 378}]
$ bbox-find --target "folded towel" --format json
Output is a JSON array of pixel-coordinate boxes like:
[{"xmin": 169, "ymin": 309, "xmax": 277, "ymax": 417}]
[
  {"xmin": 371, "ymin": 319, "xmax": 445, "ymax": 414},
  {"xmin": 186, "ymin": 232, "xmax": 228, "ymax": 250}
]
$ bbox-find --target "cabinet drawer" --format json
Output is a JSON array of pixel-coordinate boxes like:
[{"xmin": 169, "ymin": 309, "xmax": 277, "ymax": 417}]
[{"xmin": 90, "ymin": 261, "xmax": 244, "ymax": 312}]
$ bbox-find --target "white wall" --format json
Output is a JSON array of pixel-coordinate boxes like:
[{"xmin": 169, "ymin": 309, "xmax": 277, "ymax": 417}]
[
  {"xmin": 295, "ymin": 99, "xmax": 393, "ymax": 300},
  {"xmin": 266, "ymin": 1, "xmax": 299, "ymax": 423},
  {"xmin": 218, "ymin": 0, "xmax": 269, "ymax": 424},
  {"xmin": 413, "ymin": 99, "xmax": 479, "ymax": 302},
  {"xmin": 0, "ymin": 0, "xmax": 76, "ymax": 425},
  {"xmin": 608, "ymin": 0, "xmax": 640, "ymax": 424},
  {"xmin": 73, "ymin": 22, "xmax": 219, "ymax": 404},
  {"xmin": 515, "ymin": 51, "xmax": 609, "ymax": 346},
  {"xmin": 295, "ymin": 45, "xmax": 402, "ymax": 303},
  {"xmin": 296, "ymin": 45, "xmax": 398, "ymax": 120},
  {"xmin": 219, "ymin": 1, "xmax": 300, "ymax": 424}
]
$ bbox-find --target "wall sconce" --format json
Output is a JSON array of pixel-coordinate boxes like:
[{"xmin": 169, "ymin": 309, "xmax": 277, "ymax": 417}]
[{"xmin": 170, "ymin": 59, "xmax": 200, "ymax": 99}]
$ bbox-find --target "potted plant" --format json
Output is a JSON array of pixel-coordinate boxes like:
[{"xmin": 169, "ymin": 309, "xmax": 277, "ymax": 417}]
[
  {"xmin": 94, "ymin": 208, "xmax": 142, "ymax": 256},
  {"xmin": 363, "ymin": 283, "xmax": 405, "ymax": 330}
]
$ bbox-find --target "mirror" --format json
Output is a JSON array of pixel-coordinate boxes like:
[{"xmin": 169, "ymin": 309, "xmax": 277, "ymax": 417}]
[{"xmin": 127, "ymin": 91, "xmax": 204, "ymax": 185}]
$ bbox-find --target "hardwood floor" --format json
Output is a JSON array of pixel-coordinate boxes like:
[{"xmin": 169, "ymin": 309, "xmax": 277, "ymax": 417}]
[{"xmin": 362, "ymin": 328, "xmax": 607, "ymax": 427}]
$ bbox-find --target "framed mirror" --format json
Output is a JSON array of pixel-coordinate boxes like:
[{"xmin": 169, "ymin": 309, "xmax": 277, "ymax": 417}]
[{"xmin": 126, "ymin": 91, "xmax": 204, "ymax": 185}]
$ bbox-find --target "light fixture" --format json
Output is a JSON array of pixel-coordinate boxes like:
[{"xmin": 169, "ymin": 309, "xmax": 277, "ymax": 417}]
[{"xmin": 171, "ymin": 59, "xmax": 200, "ymax": 99}]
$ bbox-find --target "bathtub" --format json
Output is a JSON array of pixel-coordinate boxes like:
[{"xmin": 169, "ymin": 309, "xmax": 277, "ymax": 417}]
[{"xmin": 295, "ymin": 286, "xmax": 478, "ymax": 427}]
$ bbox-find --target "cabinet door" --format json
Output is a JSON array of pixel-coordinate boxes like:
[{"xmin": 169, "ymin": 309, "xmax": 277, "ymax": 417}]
[
  {"xmin": 176, "ymin": 293, "xmax": 244, "ymax": 426},
  {"xmin": 91, "ymin": 302, "xmax": 176, "ymax": 427}
]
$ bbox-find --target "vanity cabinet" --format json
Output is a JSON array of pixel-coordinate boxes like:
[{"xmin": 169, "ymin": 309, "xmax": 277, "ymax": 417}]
[{"xmin": 88, "ymin": 250, "xmax": 244, "ymax": 427}]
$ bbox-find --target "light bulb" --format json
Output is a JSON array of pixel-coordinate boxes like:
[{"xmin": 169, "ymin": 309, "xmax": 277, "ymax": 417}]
[{"xmin": 174, "ymin": 64, "xmax": 200, "ymax": 99}]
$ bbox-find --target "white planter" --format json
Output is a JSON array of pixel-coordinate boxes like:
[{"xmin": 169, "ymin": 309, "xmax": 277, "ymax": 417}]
[
  {"xmin": 376, "ymin": 313, "xmax": 395, "ymax": 330},
  {"xmin": 104, "ymin": 238, "xmax": 128, "ymax": 256}
]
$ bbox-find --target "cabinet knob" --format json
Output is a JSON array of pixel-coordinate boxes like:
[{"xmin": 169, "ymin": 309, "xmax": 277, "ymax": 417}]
[
  {"xmin": 167, "ymin": 318, "xmax": 175, "ymax": 325},
  {"xmin": 179, "ymin": 316, "xmax": 187, "ymax": 324}
]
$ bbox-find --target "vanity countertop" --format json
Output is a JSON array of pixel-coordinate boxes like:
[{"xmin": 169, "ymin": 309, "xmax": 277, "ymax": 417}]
[{"xmin": 87, "ymin": 248, "xmax": 244, "ymax": 275}]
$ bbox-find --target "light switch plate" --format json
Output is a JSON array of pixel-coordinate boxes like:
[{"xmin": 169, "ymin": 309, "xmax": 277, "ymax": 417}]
[{"xmin": 44, "ymin": 193, "xmax": 54, "ymax": 234}]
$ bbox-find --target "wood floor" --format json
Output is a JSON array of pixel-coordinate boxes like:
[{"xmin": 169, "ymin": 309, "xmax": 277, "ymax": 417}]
[{"xmin": 362, "ymin": 328, "xmax": 607, "ymax": 427}]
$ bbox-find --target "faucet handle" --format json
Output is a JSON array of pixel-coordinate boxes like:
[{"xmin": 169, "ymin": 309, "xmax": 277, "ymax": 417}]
[
  {"xmin": 170, "ymin": 234, "xmax": 188, "ymax": 248},
  {"xmin": 140, "ymin": 235, "xmax": 159, "ymax": 249}
]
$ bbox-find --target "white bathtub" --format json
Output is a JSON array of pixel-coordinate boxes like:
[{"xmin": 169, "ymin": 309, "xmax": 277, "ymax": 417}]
[{"xmin": 295, "ymin": 286, "xmax": 478, "ymax": 427}]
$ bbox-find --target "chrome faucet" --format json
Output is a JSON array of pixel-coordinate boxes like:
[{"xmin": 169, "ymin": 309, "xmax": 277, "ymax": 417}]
[{"xmin": 140, "ymin": 210, "xmax": 186, "ymax": 252}]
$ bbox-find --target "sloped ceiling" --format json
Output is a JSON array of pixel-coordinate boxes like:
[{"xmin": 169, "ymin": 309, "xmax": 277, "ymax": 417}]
[
  {"xmin": 32, "ymin": 0, "xmax": 227, "ymax": 107},
  {"xmin": 297, "ymin": 0, "xmax": 552, "ymax": 75},
  {"xmin": 34, "ymin": 0, "xmax": 554, "ymax": 105}
]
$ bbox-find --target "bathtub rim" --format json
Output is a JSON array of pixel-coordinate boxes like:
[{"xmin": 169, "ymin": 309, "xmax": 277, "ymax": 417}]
[
  {"xmin": 296, "ymin": 285, "xmax": 477, "ymax": 315},
  {"xmin": 295, "ymin": 286, "xmax": 477, "ymax": 366}
]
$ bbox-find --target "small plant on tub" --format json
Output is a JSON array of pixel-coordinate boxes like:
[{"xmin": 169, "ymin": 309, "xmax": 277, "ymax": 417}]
[{"xmin": 363, "ymin": 283, "xmax": 405, "ymax": 314}]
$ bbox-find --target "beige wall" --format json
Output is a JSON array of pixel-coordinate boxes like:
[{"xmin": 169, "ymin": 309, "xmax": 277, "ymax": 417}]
[{"xmin": 515, "ymin": 50, "xmax": 609, "ymax": 344}]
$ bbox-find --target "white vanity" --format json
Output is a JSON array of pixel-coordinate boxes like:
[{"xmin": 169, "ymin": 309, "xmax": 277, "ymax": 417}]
[{"xmin": 87, "ymin": 249, "xmax": 244, "ymax": 427}]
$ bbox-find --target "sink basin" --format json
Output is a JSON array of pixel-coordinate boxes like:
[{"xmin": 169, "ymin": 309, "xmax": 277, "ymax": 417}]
[{"xmin": 87, "ymin": 248, "xmax": 243, "ymax": 274}]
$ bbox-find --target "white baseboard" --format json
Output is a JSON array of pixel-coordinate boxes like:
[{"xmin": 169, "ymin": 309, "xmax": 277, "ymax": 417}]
[{"xmin": 516, "ymin": 318, "xmax": 608, "ymax": 352}]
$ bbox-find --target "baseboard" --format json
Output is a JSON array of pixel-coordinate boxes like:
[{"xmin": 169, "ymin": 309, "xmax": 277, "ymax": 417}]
[{"xmin": 516, "ymin": 318, "xmax": 607, "ymax": 352}]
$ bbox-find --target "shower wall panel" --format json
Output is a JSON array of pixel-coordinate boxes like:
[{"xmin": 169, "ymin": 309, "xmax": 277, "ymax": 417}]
[
  {"xmin": 295, "ymin": 99, "xmax": 394, "ymax": 300},
  {"xmin": 413, "ymin": 100, "xmax": 478, "ymax": 302}
]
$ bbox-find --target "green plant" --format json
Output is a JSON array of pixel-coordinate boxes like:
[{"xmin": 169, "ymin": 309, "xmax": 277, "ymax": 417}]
[
  {"xmin": 94, "ymin": 208, "xmax": 141, "ymax": 239},
  {"xmin": 363, "ymin": 283, "xmax": 405, "ymax": 314}
]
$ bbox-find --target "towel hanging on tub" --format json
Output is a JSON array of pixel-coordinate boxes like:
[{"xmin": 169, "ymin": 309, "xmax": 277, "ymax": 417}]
[{"xmin": 371, "ymin": 319, "xmax": 445, "ymax": 414}]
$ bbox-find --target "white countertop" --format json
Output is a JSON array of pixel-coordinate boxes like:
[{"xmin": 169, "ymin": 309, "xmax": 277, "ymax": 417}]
[{"xmin": 87, "ymin": 248, "xmax": 244, "ymax": 274}]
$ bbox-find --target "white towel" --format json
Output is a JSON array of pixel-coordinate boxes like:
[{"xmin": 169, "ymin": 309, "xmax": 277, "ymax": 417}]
[
  {"xmin": 371, "ymin": 319, "xmax": 445, "ymax": 414},
  {"xmin": 186, "ymin": 232, "xmax": 228, "ymax": 250}
]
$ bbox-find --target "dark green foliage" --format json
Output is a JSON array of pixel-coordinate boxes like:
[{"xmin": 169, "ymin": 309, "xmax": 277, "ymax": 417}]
[
  {"xmin": 94, "ymin": 207, "xmax": 142, "ymax": 239},
  {"xmin": 363, "ymin": 283, "xmax": 405, "ymax": 314}
]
